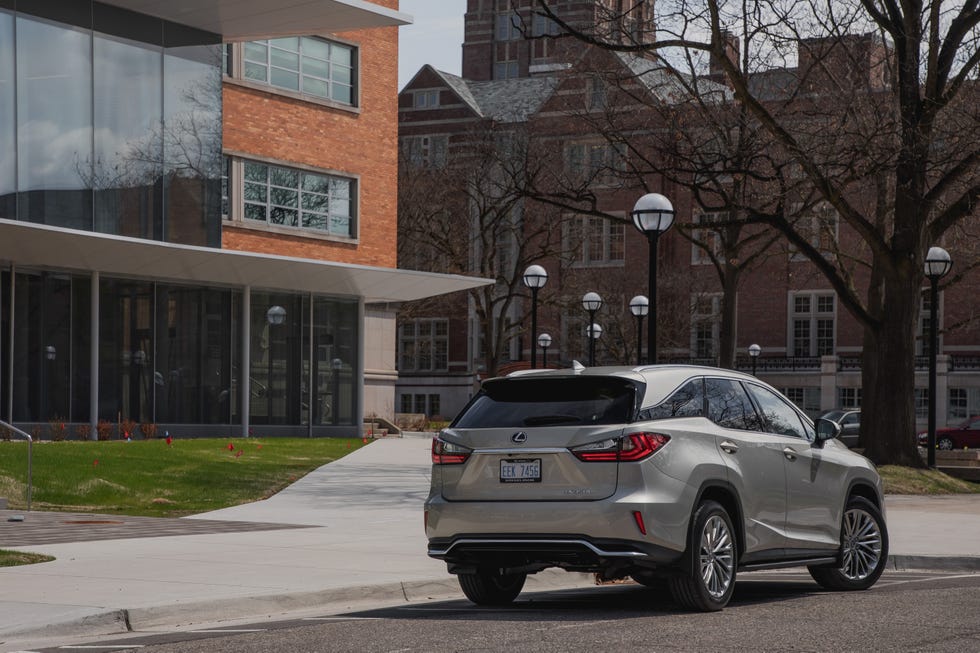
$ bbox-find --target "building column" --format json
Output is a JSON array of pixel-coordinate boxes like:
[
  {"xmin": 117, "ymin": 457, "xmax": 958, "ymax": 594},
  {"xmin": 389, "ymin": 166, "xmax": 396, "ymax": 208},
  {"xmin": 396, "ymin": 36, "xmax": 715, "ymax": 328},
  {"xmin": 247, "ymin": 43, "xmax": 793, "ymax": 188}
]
[
  {"xmin": 937, "ymin": 354, "xmax": 950, "ymax": 427},
  {"xmin": 6, "ymin": 264, "xmax": 13, "ymax": 421},
  {"xmin": 242, "ymin": 286, "xmax": 251, "ymax": 438},
  {"xmin": 90, "ymin": 271, "xmax": 99, "ymax": 440},
  {"xmin": 820, "ymin": 355, "xmax": 837, "ymax": 411}
]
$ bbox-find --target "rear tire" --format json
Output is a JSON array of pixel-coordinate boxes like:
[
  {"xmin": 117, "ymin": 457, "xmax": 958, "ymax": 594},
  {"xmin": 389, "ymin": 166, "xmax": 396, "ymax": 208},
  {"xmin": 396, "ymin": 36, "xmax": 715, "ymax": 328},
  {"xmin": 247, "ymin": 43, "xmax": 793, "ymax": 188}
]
[
  {"xmin": 809, "ymin": 496, "xmax": 888, "ymax": 591},
  {"xmin": 458, "ymin": 569, "xmax": 526, "ymax": 606},
  {"xmin": 669, "ymin": 500, "xmax": 737, "ymax": 612}
]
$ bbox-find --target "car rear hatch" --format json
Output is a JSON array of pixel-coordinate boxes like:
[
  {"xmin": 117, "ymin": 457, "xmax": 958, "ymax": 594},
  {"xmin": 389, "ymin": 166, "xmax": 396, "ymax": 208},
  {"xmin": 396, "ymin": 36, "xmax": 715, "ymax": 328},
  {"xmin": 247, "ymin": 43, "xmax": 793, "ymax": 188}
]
[
  {"xmin": 437, "ymin": 424, "xmax": 626, "ymax": 501},
  {"xmin": 435, "ymin": 374, "xmax": 641, "ymax": 502}
]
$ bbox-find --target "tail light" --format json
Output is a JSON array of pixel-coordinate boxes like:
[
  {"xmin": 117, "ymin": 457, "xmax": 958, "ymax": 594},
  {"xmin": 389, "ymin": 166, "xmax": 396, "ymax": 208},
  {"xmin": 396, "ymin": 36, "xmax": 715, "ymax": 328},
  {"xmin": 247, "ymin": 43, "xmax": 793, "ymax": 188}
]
[
  {"xmin": 571, "ymin": 433, "xmax": 670, "ymax": 462},
  {"xmin": 431, "ymin": 437, "xmax": 472, "ymax": 465}
]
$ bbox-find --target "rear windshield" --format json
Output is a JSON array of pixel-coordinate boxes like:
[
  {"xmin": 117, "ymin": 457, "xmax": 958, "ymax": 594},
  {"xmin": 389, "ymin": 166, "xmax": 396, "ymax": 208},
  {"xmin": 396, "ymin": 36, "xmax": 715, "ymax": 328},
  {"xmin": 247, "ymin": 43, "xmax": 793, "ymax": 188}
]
[{"xmin": 453, "ymin": 377, "xmax": 639, "ymax": 429}]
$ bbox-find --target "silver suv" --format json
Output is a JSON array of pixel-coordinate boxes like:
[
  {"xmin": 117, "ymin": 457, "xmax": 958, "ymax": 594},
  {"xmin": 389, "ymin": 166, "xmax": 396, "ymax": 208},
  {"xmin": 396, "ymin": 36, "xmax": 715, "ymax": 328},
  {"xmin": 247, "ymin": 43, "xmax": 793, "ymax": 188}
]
[{"xmin": 425, "ymin": 365, "xmax": 887, "ymax": 611}]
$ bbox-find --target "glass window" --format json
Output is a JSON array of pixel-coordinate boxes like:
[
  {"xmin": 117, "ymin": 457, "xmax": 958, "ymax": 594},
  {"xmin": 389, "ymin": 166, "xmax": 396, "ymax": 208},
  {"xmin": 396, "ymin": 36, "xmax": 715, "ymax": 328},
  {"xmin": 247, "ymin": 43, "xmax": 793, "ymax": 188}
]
[
  {"xmin": 454, "ymin": 377, "xmax": 638, "ymax": 429},
  {"xmin": 746, "ymin": 384, "xmax": 808, "ymax": 438},
  {"xmin": 0, "ymin": 11, "xmax": 13, "ymax": 220},
  {"xmin": 399, "ymin": 318, "xmax": 449, "ymax": 372},
  {"xmin": 643, "ymin": 379, "xmax": 704, "ymax": 420},
  {"xmin": 99, "ymin": 279, "xmax": 155, "ymax": 423},
  {"xmin": 237, "ymin": 160, "xmax": 355, "ymax": 237},
  {"xmin": 16, "ymin": 14, "xmax": 94, "ymax": 230},
  {"xmin": 705, "ymin": 378, "xmax": 762, "ymax": 431},
  {"xmin": 163, "ymin": 37, "xmax": 223, "ymax": 247},
  {"xmin": 791, "ymin": 292, "xmax": 835, "ymax": 357},
  {"xmin": 309, "ymin": 297, "xmax": 358, "ymax": 427},
  {"xmin": 94, "ymin": 31, "xmax": 163, "ymax": 239},
  {"xmin": 241, "ymin": 36, "xmax": 356, "ymax": 105},
  {"xmin": 154, "ymin": 286, "xmax": 235, "ymax": 424}
]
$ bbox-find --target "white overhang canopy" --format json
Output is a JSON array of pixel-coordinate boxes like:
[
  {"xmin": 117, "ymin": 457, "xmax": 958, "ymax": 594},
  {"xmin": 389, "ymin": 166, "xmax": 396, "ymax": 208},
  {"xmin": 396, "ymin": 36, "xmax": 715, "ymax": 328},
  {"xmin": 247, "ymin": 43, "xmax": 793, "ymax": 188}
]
[
  {"xmin": 0, "ymin": 220, "xmax": 490, "ymax": 304},
  {"xmin": 101, "ymin": 0, "xmax": 412, "ymax": 41}
]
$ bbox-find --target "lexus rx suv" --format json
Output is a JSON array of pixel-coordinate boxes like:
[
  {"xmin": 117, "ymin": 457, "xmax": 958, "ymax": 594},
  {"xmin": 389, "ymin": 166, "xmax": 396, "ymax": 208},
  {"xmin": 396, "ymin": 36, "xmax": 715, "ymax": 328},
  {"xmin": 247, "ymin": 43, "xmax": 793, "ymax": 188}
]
[{"xmin": 424, "ymin": 365, "xmax": 888, "ymax": 611}]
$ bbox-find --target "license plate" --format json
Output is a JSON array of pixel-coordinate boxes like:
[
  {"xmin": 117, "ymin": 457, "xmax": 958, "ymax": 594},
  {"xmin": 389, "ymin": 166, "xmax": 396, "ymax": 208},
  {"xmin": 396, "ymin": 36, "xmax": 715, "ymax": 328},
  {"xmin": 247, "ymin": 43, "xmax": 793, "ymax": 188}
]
[{"xmin": 500, "ymin": 458, "xmax": 541, "ymax": 483}]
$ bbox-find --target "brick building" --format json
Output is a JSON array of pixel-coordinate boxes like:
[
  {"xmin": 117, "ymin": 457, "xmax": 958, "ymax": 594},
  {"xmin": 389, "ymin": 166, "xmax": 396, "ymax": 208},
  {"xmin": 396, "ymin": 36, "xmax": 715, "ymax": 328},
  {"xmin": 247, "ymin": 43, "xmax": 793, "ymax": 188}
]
[
  {"xmin": 397, "ymin": 0, "xmax": 980, "ymax": 426},
  {"xmin": 0, "ymin": 0, "xmax": 487, "ymax": 439}
]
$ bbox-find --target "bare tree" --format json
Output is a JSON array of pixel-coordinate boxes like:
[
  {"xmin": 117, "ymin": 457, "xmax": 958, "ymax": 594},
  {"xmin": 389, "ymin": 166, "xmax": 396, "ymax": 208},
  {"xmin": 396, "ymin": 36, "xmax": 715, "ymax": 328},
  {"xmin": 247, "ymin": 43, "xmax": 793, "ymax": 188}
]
[
  {"xmin": 399, "ymin": 123, "xmax": 566, "ymax": 377},
  {"xmin": 532, "ymin": 0, "xmax": 980, "ymax": 466}
]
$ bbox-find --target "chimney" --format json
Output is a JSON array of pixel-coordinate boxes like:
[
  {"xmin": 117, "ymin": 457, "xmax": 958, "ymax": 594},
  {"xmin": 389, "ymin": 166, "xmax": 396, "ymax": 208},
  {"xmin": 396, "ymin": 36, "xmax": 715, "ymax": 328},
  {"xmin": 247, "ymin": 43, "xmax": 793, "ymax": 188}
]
[{"xmin": 710, "ymin": 30, "xmax": 740, "ymax": 78}]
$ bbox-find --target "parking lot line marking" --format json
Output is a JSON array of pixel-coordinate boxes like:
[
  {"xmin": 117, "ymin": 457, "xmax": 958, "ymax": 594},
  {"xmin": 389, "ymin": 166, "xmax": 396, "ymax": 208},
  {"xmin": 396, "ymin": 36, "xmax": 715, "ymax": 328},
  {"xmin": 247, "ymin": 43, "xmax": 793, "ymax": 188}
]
[{"xmin": 189, "ymin": 629, "xmax": 267, "ymax": 633}]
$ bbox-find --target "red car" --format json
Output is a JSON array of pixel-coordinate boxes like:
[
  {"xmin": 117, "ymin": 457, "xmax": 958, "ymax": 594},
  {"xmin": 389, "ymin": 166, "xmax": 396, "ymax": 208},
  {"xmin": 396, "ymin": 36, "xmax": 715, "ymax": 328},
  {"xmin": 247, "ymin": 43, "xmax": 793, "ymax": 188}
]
[{"xmin": 917, "ymin": 416, "xmax": 980, "ymax": 450}]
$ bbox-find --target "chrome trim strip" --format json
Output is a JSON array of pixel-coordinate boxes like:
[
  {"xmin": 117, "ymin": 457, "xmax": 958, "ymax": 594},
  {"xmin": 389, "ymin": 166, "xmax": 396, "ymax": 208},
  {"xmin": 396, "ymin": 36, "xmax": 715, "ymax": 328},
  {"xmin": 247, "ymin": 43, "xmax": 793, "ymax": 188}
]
[{"xmin": 429, "ymin": 538, "xmax": 649, "ymax": 559}]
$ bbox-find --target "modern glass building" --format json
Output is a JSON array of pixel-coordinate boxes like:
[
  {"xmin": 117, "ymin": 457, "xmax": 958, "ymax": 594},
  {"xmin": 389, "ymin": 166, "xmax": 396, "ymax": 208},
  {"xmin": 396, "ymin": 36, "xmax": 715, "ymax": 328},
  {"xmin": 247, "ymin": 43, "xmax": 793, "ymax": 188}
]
[{"xmin": 0, "ymin": 0, "xmax": 488, "ymax": 438}]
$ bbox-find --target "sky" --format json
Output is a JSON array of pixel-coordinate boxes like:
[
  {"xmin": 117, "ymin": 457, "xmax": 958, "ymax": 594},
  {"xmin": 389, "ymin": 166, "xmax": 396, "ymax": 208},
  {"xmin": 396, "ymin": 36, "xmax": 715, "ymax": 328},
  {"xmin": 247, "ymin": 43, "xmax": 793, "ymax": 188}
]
[{"xmin": 397, "ymin": 0, "xmax": 466, "ymax": 90}]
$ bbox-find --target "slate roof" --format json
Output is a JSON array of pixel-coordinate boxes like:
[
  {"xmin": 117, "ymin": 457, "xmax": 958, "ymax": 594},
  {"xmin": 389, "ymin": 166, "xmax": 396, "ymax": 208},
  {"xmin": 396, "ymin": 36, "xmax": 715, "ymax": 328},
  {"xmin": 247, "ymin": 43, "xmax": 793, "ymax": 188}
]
[
  {"xmin": 431, "ymin": 68, "xmax": 559, "ymax": 123},
  {"xmin": 614, "ymin": 53, "xmax": 734, "ymax": 104}
]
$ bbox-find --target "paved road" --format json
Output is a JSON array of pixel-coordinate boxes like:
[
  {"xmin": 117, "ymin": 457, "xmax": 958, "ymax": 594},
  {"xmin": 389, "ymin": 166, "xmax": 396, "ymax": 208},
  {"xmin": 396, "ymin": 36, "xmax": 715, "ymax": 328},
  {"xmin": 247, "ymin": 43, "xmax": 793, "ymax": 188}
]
[{"xmin": 16, "ymin": 570, "xmax": 980, "ymax": 652}]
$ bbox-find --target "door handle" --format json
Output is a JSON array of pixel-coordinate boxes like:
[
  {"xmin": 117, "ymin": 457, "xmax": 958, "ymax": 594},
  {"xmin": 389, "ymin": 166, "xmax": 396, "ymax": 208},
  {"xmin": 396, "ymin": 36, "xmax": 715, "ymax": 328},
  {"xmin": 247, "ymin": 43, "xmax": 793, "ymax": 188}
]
[
  {"xmin": 720, "ymin": 441, "xmax": 738, "ymax": 454},
  {"xmin": 783, "ymin": 447, "xmax": 798, "ymax": 461}
]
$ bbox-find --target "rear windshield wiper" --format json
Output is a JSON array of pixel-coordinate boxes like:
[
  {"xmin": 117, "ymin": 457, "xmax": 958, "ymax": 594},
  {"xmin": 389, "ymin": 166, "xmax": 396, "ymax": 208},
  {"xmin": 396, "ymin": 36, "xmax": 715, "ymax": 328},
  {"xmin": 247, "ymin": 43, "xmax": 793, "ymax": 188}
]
[{"xmin": 523, "ymin": 414, "xmax": 583, "ymax": 426}]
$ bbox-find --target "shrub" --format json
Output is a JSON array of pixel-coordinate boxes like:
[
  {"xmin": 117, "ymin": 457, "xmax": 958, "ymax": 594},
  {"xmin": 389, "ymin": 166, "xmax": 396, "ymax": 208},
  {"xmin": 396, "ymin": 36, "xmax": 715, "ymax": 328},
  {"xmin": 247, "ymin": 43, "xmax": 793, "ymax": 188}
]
[
  {"xmin": 120, "ymin": 418, "xmax": 138, "ymax": 440},
  {"xmin": 96, "ymin": 419, "xmax": 113, "ymax": 441},
  {"xmin": 139, "ymin": 422, "xmax": 158, "ymax": 439},
  {"xmin": 75, "ymin": 424, "xmax": 91, "ymax": 441},
  {"xmin": 0, "ymin": 425, "xmax": 10, "ymax": 442},
  {"xmin": 49, "ymin": 418, "xmax": 68, "ymax": 442}
]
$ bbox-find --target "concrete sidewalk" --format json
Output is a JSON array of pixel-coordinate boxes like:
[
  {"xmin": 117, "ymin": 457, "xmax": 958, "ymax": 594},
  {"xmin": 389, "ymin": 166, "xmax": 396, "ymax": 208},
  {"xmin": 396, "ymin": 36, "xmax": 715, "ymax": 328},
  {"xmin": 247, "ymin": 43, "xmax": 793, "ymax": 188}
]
[{"xmin": 1, "ymin": 436, "xmax": 979, "ymax": 652}]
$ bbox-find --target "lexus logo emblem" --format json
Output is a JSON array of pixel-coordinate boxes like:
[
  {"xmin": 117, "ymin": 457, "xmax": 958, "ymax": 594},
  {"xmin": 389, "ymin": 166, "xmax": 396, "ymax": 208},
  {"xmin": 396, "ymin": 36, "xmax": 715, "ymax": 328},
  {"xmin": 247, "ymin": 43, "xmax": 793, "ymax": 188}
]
[{"xmin": 512, "ymin": 432, "xmax": 528, "ymax": 444}]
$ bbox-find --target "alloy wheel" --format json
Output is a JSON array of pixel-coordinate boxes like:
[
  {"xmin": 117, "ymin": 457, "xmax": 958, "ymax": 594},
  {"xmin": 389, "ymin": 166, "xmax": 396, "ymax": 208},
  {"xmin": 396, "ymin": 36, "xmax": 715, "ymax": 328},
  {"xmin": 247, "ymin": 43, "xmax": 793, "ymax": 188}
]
[
  {"xmin": 699, "ymin": 515, "xmax": 735, "ymax": 598},
  {"xmin": 840, "ymin": 507, "xmax": 883, "ymax": 581}
]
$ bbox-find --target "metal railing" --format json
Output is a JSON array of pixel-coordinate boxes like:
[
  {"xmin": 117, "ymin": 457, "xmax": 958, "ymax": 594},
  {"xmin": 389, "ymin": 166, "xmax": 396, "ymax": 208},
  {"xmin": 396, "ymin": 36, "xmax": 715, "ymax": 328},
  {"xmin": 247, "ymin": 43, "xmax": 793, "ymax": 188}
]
[{"xmin": 1, "ymin": 420, "xmax": 32, "ymax": 511}]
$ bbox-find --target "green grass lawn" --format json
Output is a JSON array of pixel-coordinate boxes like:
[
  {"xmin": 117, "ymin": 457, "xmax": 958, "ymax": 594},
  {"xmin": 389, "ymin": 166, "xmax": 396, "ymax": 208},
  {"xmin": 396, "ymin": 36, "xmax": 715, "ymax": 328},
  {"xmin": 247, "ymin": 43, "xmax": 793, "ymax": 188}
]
[
  {"xmin": 0, "ymin": 437, "xmax": 369, "ymax": 517},
  {"xmin": 0, "ymin": 549, "xmax": 54, "ymax": 567}
]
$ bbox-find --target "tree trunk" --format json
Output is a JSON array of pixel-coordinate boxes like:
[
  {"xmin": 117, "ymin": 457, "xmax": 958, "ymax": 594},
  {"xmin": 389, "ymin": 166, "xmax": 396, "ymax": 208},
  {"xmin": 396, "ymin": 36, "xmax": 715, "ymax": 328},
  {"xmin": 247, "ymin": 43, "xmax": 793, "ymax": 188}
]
[
  {"xmin": 860, "ymin": 269, "xmax": 925, "ymax": 467},
  {"xmin": 717, "ymin": 264, "xmax": 739, "ymax": 369}
]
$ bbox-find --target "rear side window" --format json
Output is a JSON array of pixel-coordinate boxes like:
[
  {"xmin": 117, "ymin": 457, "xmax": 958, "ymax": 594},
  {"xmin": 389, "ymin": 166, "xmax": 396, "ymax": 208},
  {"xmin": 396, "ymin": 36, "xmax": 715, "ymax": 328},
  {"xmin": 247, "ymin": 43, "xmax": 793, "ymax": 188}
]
[
  {"xmin": 705, "ymin": 378, "xmax": 762, "ymax": 431},
  {"xmin": 641, "ymin": 378, "xmax": 704, "ymax": 420},
  {"xmin": 453, "ymin": 377, "xmax": 638, "ymax": 428}
]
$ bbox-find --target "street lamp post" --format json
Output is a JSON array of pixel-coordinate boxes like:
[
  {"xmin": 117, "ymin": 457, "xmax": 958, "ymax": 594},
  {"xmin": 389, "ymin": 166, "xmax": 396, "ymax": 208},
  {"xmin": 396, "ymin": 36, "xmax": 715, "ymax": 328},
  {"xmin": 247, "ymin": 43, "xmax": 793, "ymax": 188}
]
[
  {"xmin": 586, "ymin": 323, "xmax": 603, "ymax": 365},
  {"xmin": 537, "ymin": 333, "xmax": 552, "ymax": 369},
  {"xmin": 925, "ymin": 246, "xmax": 952, "ymax": 468},
  {"xmin": 629, "ymin": 295, "xmax": 649, "ymax": 365},
  {"xmin": 582, "ymin": 292, "xmax": 603, "ymax": 366},
  {"xmin": 748, "ymin": 343, "xmax": 761, "ymax": 377},
  {"xmin": 523, "ymin": 265, "xmax": 548, "ymax": 369},
  {"xmin": 631, "ymin": 193, "xmax": 675, "ymax": 364}
]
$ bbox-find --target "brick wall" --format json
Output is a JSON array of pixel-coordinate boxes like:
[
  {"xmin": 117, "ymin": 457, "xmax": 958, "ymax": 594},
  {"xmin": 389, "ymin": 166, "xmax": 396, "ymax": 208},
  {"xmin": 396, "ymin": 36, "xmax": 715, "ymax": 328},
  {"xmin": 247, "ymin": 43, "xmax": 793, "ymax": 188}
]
[{"xmin": 222, "ymin": 3, "xmax": 399, "ymax": 268}]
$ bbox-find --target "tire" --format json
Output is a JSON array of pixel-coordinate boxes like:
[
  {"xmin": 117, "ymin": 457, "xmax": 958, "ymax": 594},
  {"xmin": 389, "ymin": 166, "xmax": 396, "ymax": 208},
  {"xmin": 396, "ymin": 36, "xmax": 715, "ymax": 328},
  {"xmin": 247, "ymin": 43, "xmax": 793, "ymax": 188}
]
[
  {"xmin": 809, "ymin": 496, "xmax": 888, "ymax": 591},
  {"xmin": 938, "ymin": 437, "xmax": 955, "ymax": 451},
  {"xmin": 457, "ymin": 569, "xmax": 526, "ymax": 606},
  {"xmin": 669, "ymin": 500, "xmax": 737, "ymax": 611},
  {"xmin": 630, "ymin": 570, "xmax": 669, "ymax": 592}
]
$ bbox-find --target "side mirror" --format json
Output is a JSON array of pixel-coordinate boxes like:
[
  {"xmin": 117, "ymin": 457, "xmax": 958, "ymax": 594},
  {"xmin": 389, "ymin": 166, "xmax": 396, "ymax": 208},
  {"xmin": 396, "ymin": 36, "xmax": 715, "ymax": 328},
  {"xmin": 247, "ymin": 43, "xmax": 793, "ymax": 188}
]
[{"xmin": 814, "ymin": 418, "xmax": 841, "ymax": 448}]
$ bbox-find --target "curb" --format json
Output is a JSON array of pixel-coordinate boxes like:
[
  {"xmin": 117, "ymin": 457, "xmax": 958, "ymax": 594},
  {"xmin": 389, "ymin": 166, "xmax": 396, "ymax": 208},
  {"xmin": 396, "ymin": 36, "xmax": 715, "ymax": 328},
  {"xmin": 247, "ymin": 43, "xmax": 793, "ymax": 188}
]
[
  {"xmin": 889, "ymin": 554, "xmax": 980, "ymax": 573},
  {"xmin": 0, "ymin": 571, "xmax": 596, "ymax": 649}
]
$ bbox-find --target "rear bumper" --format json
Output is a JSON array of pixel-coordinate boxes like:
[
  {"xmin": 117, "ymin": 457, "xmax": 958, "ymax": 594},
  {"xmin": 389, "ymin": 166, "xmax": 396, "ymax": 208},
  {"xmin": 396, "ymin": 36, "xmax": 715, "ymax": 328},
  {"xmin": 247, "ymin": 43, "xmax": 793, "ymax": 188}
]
[{"xmin": 428, "ymin": 534, "xmax": 682, "ymax": 572}]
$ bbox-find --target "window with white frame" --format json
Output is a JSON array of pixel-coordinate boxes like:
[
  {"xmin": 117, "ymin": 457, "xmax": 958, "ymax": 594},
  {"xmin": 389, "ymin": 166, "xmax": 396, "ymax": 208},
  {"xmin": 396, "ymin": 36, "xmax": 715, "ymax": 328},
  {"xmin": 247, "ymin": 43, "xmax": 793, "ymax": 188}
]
[
  {"xmin": 565, "ymin": 142, "xmax": 628, "ymax": 184},
  {"xmin": 949, "ymin": 388, "xmax": 980, "ymax": 421},
  {"xmin": 412, "ymin": 89, "xmax": 440, "ymax": 108},
  {"xmin": 914, "ymin": 387, "xmax": 929, "ymax": 419},
  {"xmin": 782, "ymin": 387, "xmax": 822, "ymax": 416},
  {"xmin": 916, "ymin": 290, "xmax": 942, "ymax": 356},
  {"xmin": 230, "ymin": 158, "xmax": 356, "ymax": 238},
  {"xmin": 790, "ymin": 292, "xmax": 835, "ymax": 357},
  {"xmin": 563, "ymin": 215, "xmax": 625, "ymax": 267},
  {"xmin": 237, "ymin": 37, "xmax": 356, "ymax": 105},
  {"xmin": 402, "ymin": 135, "xmax": 449, "ymax": 167},
  {"xmin": 838, "ymin": 387, "xmax": 862, "ymax": 409},
  {"xmin": 691, "ymin": 211, "xmax": 727, "ymax": 265},
  {"xmin": 399, "ymin": 319, "xmax": 449, "ymax": 372},
  {"xmin": 690, "ymin": 294, "xmax": 722, "ymax": 360},
  {"xmin": 790, "ymin": 202, "xmax": 839, "ymax": 261}
]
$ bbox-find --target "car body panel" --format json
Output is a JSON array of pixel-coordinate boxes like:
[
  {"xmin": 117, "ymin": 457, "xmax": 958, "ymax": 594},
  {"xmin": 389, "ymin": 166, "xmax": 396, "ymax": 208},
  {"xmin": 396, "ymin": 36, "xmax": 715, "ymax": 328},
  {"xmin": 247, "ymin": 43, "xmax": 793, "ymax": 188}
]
[{"xmin": 425, "ymin": 364, "xmax": 886, "ymax": 584}]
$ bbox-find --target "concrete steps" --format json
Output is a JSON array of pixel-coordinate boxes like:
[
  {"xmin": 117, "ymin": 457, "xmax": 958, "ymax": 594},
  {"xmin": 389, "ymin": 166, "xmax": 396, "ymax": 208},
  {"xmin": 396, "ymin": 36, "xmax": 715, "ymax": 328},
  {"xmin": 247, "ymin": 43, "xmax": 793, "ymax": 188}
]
[{"xmin": 935, "ymin": 450, "xmax": 980, "ymax": 482}]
